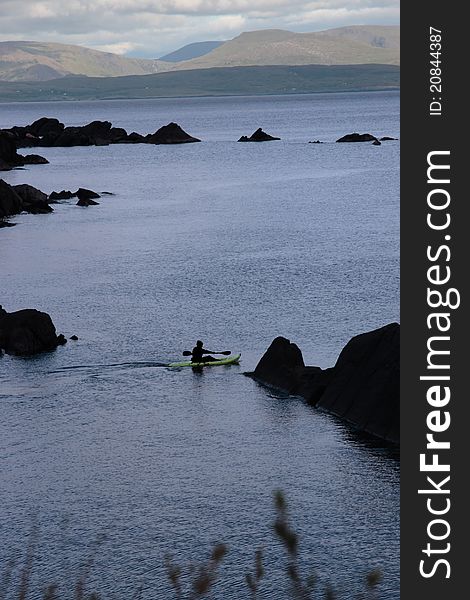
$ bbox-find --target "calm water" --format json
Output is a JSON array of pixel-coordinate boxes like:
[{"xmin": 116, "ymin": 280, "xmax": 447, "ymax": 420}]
[{"xmin": 0, "ymin": 92, "xmax": 399, "ymax": 599}]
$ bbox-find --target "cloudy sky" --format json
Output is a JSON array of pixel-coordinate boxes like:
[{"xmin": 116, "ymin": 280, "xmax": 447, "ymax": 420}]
[{"xmin": 0, "ymin": 0, "xmax": 399, "ymax": 57}]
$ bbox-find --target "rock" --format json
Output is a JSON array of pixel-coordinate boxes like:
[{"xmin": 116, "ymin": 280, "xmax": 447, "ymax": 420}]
[
  {"xmin": 380, "ymin": 136, "xmax": 398, "ymax": 141},
  {"xmin": 77, "ymin": 198, "xmax": 99, "ymax": 206},
  {"xmin": 13, "ymin": 184, "xmax": 48, "ymax": 205},
  {"xmin": 253, "ymin": 336, "xmax": 305, "ymax": 393},
  {"xmin": 251, "ymin": 336, "xmax": 332, "ymax": 403},
  {"xmin": 0, "ymin": 220, "xmax": 16, "ymax": 228},
  {"xmin": 70, "ymin": 335, "xmax": 79, "ymax": 341},
  {"xmin": 126, "ymin": 132, "xmax": 146, "ymax": 143},
  {"xmin": 100, "ymin": 191, "xmax": 115, "ymax": 196},
  {"xmin": 81, "ymin": 120, "xmax": 112, "ymax": 138},
  {"xmin": 29, "ymin": 117, "xmax": 65, "ymax": 138},
  {"xmin": 372, "ymin": 140, "xmax": 382, "ymax": 146},
  {"xmin": 49, "ymin": 190, "xmax": 75, "ymax": 201},
  {"xmin": 0, "ymin": 179, "xmax": 23, "ymax": 218},
  {"xmin": 108, "ymin": 128, "xmax": 128, "ymax": 143},
  {"xmin": 238, "ymin": 128, "xmax": 280, "ymax": 142},
  {"xmin": 0, "ymin": 131, "xmax": 25, "ymax": 168},
  {"xmin": 336, "ymin": 133, "xmax": 379, "ymax": 143},
  {"xmin": 24, "ymin": 204, "xmax": 54, "ymax": 214},
  {"xmin": 20, "ymin": 154, "xmax": 49, "ymax": 165},
  {"xmin": 250, "ymin": 323, "xmax": 400, "ymax": 443},
  {"xmin": 53, "ymin": 127, "xmax": 92, "ymax": 147},
  {"xmin": 309, "ymin": 140, "xmax": 323, "ymax": 144},
  {"xmin": 0, "ymin": 158, "xmax": 12, "ymax": 172},
  {"xmin": 318, "ymin": 324, "xmax": 399, "ymax": 443},
  {"xmin": 148, "ymin": 122, "xmax": 201, "ymax": 144},
  {"xmin": 12, "ymin": 184, "xmax": 53, "ymax": 214},
  {"xmin": 75, "ymin": 188, "xmax": 100, "ymax": 200},
  {"xmin": 0, "ymin": 307, "xmax": 66, "ymax": 356}
]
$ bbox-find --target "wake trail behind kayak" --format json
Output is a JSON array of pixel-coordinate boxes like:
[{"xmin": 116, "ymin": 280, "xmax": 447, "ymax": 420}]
[{"xmin": 48, "ymin": 361, "xmax": 169, "ymax": 374}]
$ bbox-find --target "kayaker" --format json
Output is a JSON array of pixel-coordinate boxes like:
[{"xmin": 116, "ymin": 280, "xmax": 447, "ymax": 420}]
[{"xmin": 190, "ymin": 340, "xmax": 218, "ymax": 364}]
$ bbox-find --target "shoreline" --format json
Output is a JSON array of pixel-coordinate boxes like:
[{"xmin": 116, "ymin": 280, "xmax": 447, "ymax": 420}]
[{"xmin": 0, "ymin": 86, "xmax": 400, "ymax": 106}]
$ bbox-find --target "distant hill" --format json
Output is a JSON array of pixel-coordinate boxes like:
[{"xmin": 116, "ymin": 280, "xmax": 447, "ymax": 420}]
[
  {"xmin": 0, "ymin": 26, "xmax": 399, "ymax": 84},
  {"xmin": 0, "ymin": 64, "xmax": 399, "ymax": 103},
  {"xmin": 159, "ymin": 41, "xmax": 225, "ymax": 62},
  {"xmin": 171, "ymin": 26, "xmax": 399, "ymax": 70},
  {"xmin": 0, "ymin": 41, "xmax": 167, "ymax": 81}
]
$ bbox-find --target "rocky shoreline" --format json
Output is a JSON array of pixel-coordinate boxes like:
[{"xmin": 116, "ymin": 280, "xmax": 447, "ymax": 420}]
[
  {"xmin": 1, "ymin": 118, "xmax": 200, "ymax": 150},
  {"xmin": 248, "ymin": 323, "xmax": 399, "ymax": 444},
  {"xmin": 0, "ymin": 179, "xmax": 102, "ymax": 222}
]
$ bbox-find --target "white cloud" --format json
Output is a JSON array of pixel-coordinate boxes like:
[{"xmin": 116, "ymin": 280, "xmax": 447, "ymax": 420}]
[{"xmin": 0, "ymin": 0, "xmax": 399, "ymax": 56}]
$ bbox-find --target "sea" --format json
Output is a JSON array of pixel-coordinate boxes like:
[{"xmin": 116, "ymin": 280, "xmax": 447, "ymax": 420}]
[{"xmin": 0, "ymin": 91, "xmax": 400, "ymax": 599}]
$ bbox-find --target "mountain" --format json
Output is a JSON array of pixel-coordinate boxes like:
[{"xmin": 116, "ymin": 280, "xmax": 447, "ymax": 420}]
[
  {"xmin": 159, "ymin": 41, "xmax": 225, "ymax": 62},
  {"xmin": 171, "ymin": 26, "xmax": 399, "ymax": 70},
  {"xmin": 0, "ymin": 41, "xmax": 167, "ymax": 81},
  {"xmin": 0, "ymin": 26, "xmax": 399, "ymax": 84},
  {"xmin": 0, "ymin": 64, "xmax": 399, "ymax": 103}
]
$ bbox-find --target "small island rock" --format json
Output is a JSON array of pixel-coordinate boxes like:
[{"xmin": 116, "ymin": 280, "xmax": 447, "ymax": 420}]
[
  {"xmin": 238, "ymin": 128, "xmax": 280, "ymax": 142},
  {"xmin": 0, "ymin": 306, "xmax": 66, "ymax": 356},
  {"xmin": 336, "ymin": 133, "xmax": 379, "ymax": 143}
]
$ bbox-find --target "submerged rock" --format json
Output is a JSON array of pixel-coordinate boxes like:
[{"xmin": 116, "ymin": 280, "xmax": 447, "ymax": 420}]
[
  {"xmin": 238, "ymin": 128, "xmax": 280, "ymax": 142},
  {"xmin": 380, "ymin": 136, "xmax": 398, "ymax": 141},
  {"xmin": 372, "ymin": 140, "xmax": 382, "ymax": 146},
  {"xmin": 250, "ymin": 323, "xmax": 400, "ymax": 443},
  {"xmin": 0, "ymin": 307, "xmax": 66, "ymax": 356},
  {"xmin": 336, "ymin": 133, "xmax": 379, "ymax": 143}
]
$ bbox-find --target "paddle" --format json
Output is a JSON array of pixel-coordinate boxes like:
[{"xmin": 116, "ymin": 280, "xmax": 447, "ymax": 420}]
[{"xmin": 182, "ymin": 350, "xmax": 231, "ymax": 357}]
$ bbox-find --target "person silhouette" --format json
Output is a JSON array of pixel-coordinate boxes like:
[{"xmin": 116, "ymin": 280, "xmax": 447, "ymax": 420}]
[{"xmin": 190, "ymin": 340, "xmax": 218, "ymax": 364}]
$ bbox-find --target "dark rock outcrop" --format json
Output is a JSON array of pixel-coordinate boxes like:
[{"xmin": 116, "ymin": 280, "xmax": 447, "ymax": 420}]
[
  {"xmin": 238, "ymin": 128, "xmax": 281, "ymax": 142},
  {"xmin": 0, "ymin": 307, "xmax": 66, "ymax": 356},
  {"xmin": 29, "ymin": 117, "xmax": 64, "ymax": 138},
  {"xmin": 77, "ymin": 198, "xmax": 99, "ymax": 206},
  {"xmin": 0, "ymin": 179, "xmax": 23, "ymax": 218},
  {"xmin": 0, "ymin": 133, "xmax": 19, "ymax": 169},
  {"xmin": 250, "ymin": 323, "xmax": 400, "ymax": 443},
  {"xmin": 75, "ymin": 188, "xmax": 100, "ymax": 200},
  {"xmin": 0, "ymin": 179, "xmax": 54, "ymax": 219},
  {"xmin": 317, "ymin": 323, "xmax": 399, "ymax": 442},
  {"xmin": 2, "ymin": 118, "xmax": 201, "ymax": 148},
  {"xmin": 336, "ymin": 133, "xmax": 379, "ymax": 143},
  {"xmin": 12, "ymin": 184, "xmax": 53, "ymax": 214},
  {"xmin": 0, "ymin": 131, "xmax": 48, "ymax": 168},
  {"xmin": 0, "ymin": 158, "xmax": 12, "ymax": 172},
  {"xmin": 148, "ymin": 122, "xmax": 201, "ymax": 144},
  {"xmin": 253, "ymin": 336, "xmax": 305, "ymax": 393},
  {"xmin": 49, "ymin": 190, "xmax": 75, "ymax": 201},
  {"xmin": 379, "ymin": 136, "xmax": 398, "ymax": 141},
  {"xmin": 372, "ymin": 140, "xmax": 382, "ymax": 146}
]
